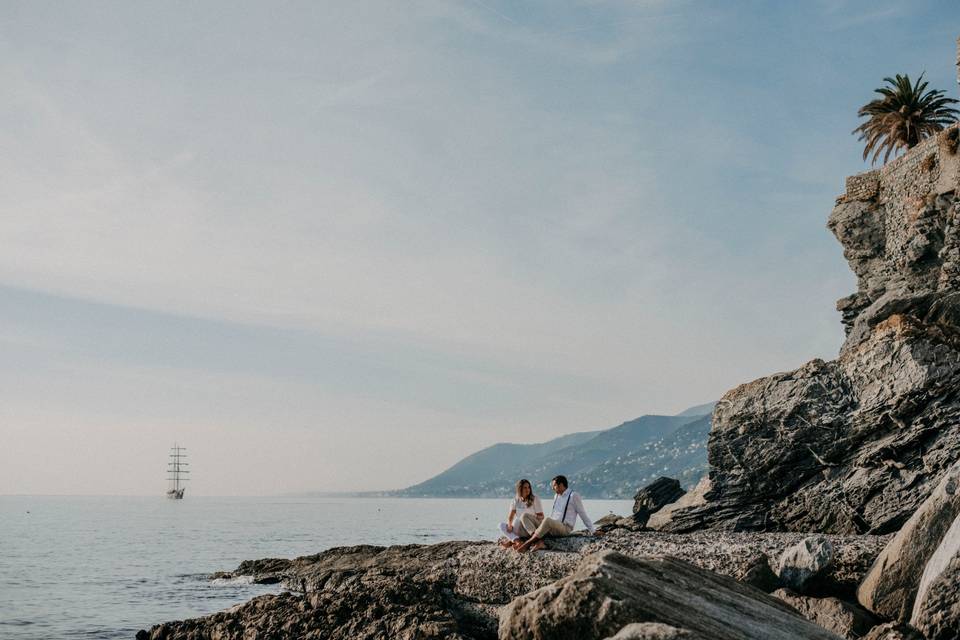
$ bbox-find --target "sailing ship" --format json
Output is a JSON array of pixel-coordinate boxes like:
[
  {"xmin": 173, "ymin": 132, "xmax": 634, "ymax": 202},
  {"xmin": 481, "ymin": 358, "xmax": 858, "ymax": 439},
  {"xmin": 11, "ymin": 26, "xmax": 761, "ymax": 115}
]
[{"xmin": 166, "ymin": 444, "xmax": 189, "ymax": 499}]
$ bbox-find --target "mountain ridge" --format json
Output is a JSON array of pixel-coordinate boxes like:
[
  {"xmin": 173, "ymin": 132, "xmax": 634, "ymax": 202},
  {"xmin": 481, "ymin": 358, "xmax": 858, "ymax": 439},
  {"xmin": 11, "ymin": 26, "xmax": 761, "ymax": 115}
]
[{"xmin": 394, "ymin": 401, "xmax": 717, "ymax": 499}]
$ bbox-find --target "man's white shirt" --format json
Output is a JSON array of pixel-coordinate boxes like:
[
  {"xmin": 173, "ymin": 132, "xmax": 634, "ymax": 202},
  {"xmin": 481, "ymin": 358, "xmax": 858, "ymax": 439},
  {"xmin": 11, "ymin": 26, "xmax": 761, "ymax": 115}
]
[{"xmin": 550, "ymin": 488, "xmax": 595, "ymax": 534}]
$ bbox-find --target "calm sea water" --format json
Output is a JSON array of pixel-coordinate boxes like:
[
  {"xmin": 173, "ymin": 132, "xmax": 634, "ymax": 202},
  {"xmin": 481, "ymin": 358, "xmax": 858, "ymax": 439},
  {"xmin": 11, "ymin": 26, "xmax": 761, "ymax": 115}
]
[{"xmin": 0, "ymin": 496, "xmax": 632, "ymax": 639}]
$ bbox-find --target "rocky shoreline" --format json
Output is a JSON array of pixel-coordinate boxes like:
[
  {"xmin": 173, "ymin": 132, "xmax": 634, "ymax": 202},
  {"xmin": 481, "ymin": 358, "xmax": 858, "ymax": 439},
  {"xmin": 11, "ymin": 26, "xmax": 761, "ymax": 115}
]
[
  {"xmin": 140, "ymin": 124, "xmax": 960, "ymax": 639},
  {"xmin": 139, "ymin": 529, "xmax": 890, "ymax": 639}
]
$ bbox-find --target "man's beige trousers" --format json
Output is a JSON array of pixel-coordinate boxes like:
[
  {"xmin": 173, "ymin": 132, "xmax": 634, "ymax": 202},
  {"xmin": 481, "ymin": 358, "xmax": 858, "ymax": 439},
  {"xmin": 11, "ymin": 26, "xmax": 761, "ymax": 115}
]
[{"xmin": 521, "ymin": 513, "xmax": 573, "ymax": 538}]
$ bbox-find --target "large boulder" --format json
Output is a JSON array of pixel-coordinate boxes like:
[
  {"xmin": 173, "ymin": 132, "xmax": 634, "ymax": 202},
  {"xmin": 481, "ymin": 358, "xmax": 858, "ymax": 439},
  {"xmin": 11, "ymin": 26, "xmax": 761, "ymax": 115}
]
[
  {"xmin": 911, "ymin": 555, "xmax": 960, "ymax": 640},
  {"xmin": 734, "ymin": 553, "xmax": 780, "ymax": 592},
  {"xmin": 860, "ymin": 622, "xmax": 925, "ymax": 640},
  {"xmin": 857, "ymin": 461, "xmax": 960, "ymax": 621},
  {"xmin": 777, "ymin": 536, "xmax": 834, "ymax": 592},
  {"xmin": 633, "ymin": 477, "xmax": 685, "ymax": 514},
  {"xmin": 603, "ymin": 623, "xmax": 701, "ymax": 639},
  {"xmin": 658, "ymin": 136, "xmax": 960, "ymax": 535},
  {"xmin": 498, "ymin": 550, "xmax": 843, "ymax": 640},
  {"xmin": 772, "ymin": 589, "xmax": 878, "ymax": 639},
  {"xmin": 910, "ymin": 511, "xmax": 960, "ymax": 639},
  {"xmin": 647, "ymin": 476, "xmax": 711, "ymax": 531}
]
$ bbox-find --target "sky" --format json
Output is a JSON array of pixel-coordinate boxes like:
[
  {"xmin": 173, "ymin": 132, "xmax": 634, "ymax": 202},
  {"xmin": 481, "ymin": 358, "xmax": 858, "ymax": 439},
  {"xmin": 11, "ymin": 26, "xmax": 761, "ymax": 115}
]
[{"xmin": 2, "ymin": 1, "xmax": 958, "ymax": 495}]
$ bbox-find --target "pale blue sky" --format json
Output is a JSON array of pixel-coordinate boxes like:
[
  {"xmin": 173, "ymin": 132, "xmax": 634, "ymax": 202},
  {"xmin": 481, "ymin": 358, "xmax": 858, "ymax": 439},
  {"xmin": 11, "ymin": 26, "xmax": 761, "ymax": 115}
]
[{"xmin": 2, "ymin": 1, "xmax": 958, "ymax": 494}]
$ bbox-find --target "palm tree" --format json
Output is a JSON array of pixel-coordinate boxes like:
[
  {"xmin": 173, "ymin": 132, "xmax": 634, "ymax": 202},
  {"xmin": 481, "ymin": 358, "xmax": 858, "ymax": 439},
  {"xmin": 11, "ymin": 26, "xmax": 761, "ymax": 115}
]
[{"xmin": 853, "ymin": 73, "xmax": 959, "ymax": 164}]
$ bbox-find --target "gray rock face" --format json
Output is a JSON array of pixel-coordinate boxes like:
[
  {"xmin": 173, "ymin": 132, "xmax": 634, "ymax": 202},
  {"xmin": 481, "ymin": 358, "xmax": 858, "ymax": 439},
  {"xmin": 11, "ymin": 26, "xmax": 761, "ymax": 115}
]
[
  {"xmin": 498, "ymin": 551, "xmax": 842, "ymax": 640},
  {"xmin": 613, "ymin": 510, "xmax": 650, "ymax": 530},
  {"xmin": 660, "ymin": 133, "xmax": 960, "ymax": 535},
  {"xmin": 857, "ymin": 461, "xmax": 960, "ymax": 621},
  {"xmin": 772, "ymin": 589, "xmax": 878, "ymax": 639},
  {"xmin": 861, "ymin": 622, "xmax": 925, "ymax": 640},
  {"xmin": 910, "ymin": 555, "xmax": 960, "ymax": 640},
  {"xmin": 778, "ymin": 536, "xmax": 834, "ymax": 591},
  {"xmin": 603, "ymin": 623, "xmax": 700, "ymax": 639},
  {"xmin": 633, "ymin": 477, "xmax": 685, "ymax": 514},
  {"xmin": 734, "ymin": 553, "xmax": 780, "ymax": 592},
  {"xmin": 648, "ymin": 476, "xmax": 711, "ymax": 531},
  {"xmin": 143, "ymin": 531, "xmax": 888, "ymax": 639},
  {"xmin": 911, "ymin": 511, "xmax": 960, "ymax": 638}
]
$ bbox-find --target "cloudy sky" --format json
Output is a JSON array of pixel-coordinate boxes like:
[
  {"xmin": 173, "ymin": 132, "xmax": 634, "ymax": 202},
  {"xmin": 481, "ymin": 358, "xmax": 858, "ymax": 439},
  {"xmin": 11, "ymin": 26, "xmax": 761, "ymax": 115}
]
[{"xmin": 2, "ymin": 1, "xmax": 958, "ymax": 495}]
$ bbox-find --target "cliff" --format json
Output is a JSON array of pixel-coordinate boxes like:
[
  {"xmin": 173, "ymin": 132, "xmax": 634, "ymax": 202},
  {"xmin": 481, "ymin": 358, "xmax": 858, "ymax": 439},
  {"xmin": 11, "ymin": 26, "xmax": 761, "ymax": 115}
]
[{"xmin": 659, "ymin": 125, "xmax": 960, "ymax": 535}]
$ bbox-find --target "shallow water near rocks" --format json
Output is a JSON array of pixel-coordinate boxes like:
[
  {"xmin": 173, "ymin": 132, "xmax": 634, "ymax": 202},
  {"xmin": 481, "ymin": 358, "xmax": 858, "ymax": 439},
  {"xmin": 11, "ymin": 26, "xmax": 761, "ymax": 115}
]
[{"xmin": 0, "ymin": 495, "xmax": 632, "ymax": 639}]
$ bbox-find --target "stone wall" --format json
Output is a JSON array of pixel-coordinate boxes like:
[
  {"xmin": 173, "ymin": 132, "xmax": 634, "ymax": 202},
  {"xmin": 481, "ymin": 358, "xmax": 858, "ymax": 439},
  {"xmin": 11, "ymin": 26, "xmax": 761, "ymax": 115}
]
[{"xmin": 833, "ymin": 124, "xmax": 960, "ymax": 344}]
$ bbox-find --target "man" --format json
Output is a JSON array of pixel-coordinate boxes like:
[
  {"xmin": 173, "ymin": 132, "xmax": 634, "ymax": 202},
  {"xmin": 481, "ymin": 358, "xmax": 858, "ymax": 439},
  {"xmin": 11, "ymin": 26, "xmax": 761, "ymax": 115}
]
[{"xmin": 515, "ymin": 475, "xmax": 599, "ymax": 552}]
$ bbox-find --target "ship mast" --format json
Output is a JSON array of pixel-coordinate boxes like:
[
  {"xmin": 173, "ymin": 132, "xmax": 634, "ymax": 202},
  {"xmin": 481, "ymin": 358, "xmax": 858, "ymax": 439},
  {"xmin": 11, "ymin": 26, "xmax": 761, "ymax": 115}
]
[{"xmin": 167, "ymin": 444, "xmax": 190, "ymax": 495}]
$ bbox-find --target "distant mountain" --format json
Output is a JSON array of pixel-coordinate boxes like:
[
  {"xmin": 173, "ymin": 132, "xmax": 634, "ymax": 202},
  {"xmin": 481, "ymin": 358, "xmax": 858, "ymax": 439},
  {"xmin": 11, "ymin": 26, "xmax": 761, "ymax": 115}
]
[
  {"xmin": 395, "ymin": 403, "xmax": 716, "ymax": 499},
  {"xmin": 674, "ymin": 401, "xmax": 717, "ymax": 417}
]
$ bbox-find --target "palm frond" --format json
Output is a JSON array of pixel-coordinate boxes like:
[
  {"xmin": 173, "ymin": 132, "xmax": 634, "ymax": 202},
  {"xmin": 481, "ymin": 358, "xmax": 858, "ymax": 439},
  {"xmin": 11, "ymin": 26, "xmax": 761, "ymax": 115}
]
[{"xmin": 853, "ymin": 72, "xmax": 959, "ymax": 165}]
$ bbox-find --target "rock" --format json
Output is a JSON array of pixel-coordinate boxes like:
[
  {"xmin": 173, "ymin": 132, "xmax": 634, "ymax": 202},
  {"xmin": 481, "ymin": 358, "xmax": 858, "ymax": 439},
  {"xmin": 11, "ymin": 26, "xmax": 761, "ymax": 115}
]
[
  {"xmin": 911, "ymin": 555, "xmax": 960, "ymax": 639},
  {"xmin": 498, "ymin": 550, "xmax": 842, "ymax": 640},
  {"xmin": 647, "ymin": 476, "xmax": 711, "ymax": 531},
  {"xmin": 633, "ymin": 477, "xmax": 685, "ymax": 514},
  {"xmin": 655, "ymin": 149, "xmax": 960, "ymax": 535},
  {"xmin": 614, "ymin": 509, "xmax": 650, "ymax": 531},
  {"xmin": 860, "ymin": 622, "xmax": 925, "ymax": 640},
  {"xmin": 593, "ymin": 530, "xmax": 884, "ymax": 595},
  {"xmin": 911, "ymin": 512, "xmax": 960, "ymax": 639},
  {"xmin": 596, "ymin": 514, "xmax": 653, "ymax": 534},
  {"xmin": 595, "ymin": 514, "xmax": 622, "ymax": 528},
  {"xmin": 778, "ymin": 536, "xmax": 834, "ymax": 591},
  {"xmin": 858, "ymin": 461, "xmax": 960, "ymax": 621},
  {"xmin": 603, "ymin": 622, "xmax": 701, "ymax": 639},
  {"xmin": 734, "ymin": 554, "xmax": 780, "ymax": 592},
  {"xmin": 145, "ymin": 531, "xmax": 888, "ymax": 639},
  {"xmin": 772, "ymin": 589, "xmax": 878, "ymax": 639}
]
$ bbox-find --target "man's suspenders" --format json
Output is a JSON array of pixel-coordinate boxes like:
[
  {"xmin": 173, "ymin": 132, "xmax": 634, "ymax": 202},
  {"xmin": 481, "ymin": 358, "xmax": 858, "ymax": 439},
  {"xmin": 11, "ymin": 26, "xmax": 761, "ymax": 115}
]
[
  {"xmin": 552, "ymin": 491, "xmax": 573, "ymax": 526},
  {"xmin": 561, "ymin": 493, "xmax": 571, "ymax": 525}
]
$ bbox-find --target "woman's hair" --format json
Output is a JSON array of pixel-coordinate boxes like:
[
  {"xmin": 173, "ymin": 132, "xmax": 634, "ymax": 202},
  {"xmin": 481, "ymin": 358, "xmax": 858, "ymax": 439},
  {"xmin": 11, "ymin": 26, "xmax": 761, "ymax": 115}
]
[{"xmin": 515, "ymin": 478, "xmax": 536, "ymax": 507}]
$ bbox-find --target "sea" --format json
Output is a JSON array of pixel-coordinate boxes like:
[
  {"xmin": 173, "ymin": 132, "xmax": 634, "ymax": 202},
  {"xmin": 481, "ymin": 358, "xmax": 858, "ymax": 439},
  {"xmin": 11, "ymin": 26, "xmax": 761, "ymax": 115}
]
[{"xmin": 0, "ymin": 495, "xmax": 633, "ymax": 639}]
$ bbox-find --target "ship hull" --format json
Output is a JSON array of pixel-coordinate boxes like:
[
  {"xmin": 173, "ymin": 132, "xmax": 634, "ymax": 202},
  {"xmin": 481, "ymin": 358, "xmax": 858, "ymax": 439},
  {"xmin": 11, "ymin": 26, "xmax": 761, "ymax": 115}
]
[{"xmin": 166, "ymin": 488, "xmax": 185, "ymax": 499}]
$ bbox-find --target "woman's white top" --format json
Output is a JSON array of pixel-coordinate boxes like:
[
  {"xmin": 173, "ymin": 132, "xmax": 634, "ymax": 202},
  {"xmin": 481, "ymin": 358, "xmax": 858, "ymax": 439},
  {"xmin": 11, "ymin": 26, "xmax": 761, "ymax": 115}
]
[{"xmin": 510, "ymin": 496, "xmax": 543, "ymax": 516}]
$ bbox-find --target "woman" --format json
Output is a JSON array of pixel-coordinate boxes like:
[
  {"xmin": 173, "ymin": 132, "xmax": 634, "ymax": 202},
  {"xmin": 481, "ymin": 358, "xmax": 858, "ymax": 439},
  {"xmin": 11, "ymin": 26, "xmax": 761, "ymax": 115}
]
[{"xmin": 497, "ymin": 478, "xmax": 544, "ymax": 549}]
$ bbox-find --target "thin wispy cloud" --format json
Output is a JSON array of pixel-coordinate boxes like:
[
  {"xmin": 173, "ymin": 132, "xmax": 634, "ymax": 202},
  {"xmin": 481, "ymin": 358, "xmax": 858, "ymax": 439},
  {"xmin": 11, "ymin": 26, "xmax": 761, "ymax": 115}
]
[{"xmin": 1, "ymin": 0, "xmax": 957, "ymax": 494}]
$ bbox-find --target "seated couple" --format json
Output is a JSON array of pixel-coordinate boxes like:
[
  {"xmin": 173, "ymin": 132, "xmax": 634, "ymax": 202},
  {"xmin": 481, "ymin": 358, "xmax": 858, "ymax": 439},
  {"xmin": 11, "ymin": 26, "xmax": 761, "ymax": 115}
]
[{"xmin": 497, "ymin": 475, "xmax": 599, "ymax": 553}]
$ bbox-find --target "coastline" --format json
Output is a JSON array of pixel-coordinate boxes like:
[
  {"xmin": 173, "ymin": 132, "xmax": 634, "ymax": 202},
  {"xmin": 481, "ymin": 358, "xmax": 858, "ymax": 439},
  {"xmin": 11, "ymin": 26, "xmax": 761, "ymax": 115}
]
[{"xmin": 139, "ymin": 528, "xmax": 891, "ymax": 639}]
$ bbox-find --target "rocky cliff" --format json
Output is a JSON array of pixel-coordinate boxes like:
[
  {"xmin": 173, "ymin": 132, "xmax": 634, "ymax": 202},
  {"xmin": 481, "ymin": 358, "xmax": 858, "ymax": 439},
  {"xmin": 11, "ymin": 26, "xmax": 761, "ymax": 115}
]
[{"xmin": 660, "ymin": 125, "xmax": 960, "ymax": 535}]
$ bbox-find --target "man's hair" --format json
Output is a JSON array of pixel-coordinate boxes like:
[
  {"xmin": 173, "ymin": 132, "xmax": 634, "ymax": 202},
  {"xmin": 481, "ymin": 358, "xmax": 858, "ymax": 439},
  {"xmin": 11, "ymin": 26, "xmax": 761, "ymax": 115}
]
[{"xmin": 552, "ymin": 475, "xmax": 568, "ymax": 489}]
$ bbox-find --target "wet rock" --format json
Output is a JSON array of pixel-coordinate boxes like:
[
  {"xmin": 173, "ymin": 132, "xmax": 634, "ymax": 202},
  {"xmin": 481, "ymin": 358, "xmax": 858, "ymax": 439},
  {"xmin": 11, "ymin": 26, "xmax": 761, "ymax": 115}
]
[
  {"xmin": 858, "ymin": 461, "xmax": 960, "ymax": 621},
  {"xmin": 498, "ymin": 550, "xmax": 842, "ymax": 640},
  {"xmin": 633, "ymin": 477, "xmax": 685, "ymax": 515},
  {"xmin": 778, "ymin": 536, "xmax": 834, "ymax": 591},
  {"xmin": 772, "ymin": 589, "xmax": 878, "ymax": 639}
]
